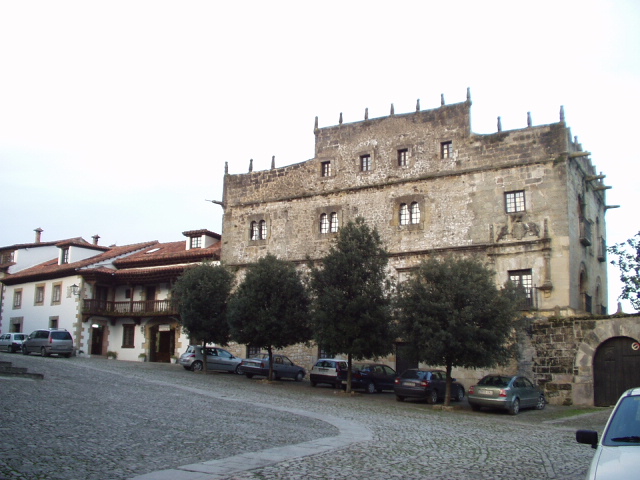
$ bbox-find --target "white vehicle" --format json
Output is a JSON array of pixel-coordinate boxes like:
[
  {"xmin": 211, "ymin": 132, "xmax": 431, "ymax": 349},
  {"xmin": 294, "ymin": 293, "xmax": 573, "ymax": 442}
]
[
  {"xmin": 576, "ymin": 387, "xmax": 640, "ymax": 480},
  {"xmin": 0, "ymin": 333, "xmax": 28, "ymax": 353}
]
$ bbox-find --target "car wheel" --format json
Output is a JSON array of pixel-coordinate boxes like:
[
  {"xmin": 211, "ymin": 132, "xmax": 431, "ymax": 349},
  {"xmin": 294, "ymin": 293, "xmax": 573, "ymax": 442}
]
[
  {"xmin": 22, "ymin": 347, "xmax": 29, "ymax": 355},
  {"xmin": 428, "ymin": 390, "xmax": 438, "ymax": 404},
  {"xmin": 335, "ymin": 380, "xmax": 342, "ymax": 389},
  {"xmin": 509, "ymin": 398, "xmax": 520, "ymax": 415},
  {"xmin": 234, "ymin": 364, "xmax": 242, "ymax": 375},
  {"xmin": 191, "ymin": 361, "xmax": 203, "ymax": 372},
  {"xmin": 294, "ymin": 371, "xmax": 304, "ymax": 382},
  {"xmin": 454, "ymin": 386, "xmax": 465, "ymax": 402},
  {"xmin": 536, "ymin": 394, "xmax": 546, "ymax": 410},
  {"xmin": 41, "ymin": 347, "xmax": 49, "ymax": 357},
  {"xmin": 396, "ymin": 395, "xmax": 405, "ymax": 402},
  {"xmin": 310, "ymin": 380, "xmax": 317, "ymax": 387},
  {"xmin": 64, "ymin": 353, "xmax": 72, "ymax": 358},
  {"xmin": 365, "ymin": 382, "xmax": 376, "ymax": 394},
  {"xmin": 6, "ymin": 345, "xmax": 12, "ymax": 353},
  {"xmin": 245, "ymin": 373, "xmax": 254, "ymax": 379}
]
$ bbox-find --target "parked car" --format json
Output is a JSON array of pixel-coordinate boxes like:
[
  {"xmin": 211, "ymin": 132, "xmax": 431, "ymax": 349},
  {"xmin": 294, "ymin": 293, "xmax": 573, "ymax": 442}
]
[
  {"xmin": 576, "ymin": 387, "xmax": 640, "ymax": 480},
  {"xmin": 467, "ymin": 374, "xmax": 545, "ymax": 415},
  {"xmin": 22, "ymin": 329, "xmax": 74, "ymax": 358},
  {"xmin": 0, "ymin": 333, "xmax": 29, "ymax": 353},
  {"xmin": 178, "ymin": 345, "xmax": 243, "ymax": 373},
  {"xmin": 310, "ymin": 358, "xmax": 348, "ymax": 388},
  {"xmin": 239, "ymin": 353, "xmax": 305, "ymax": 381},
  {"xmin": 394, "ymin": 369, "xmax": 465, "ymax": 404},
  {"xmin": 338, "ymin": 363, "xmax": 397, "ymax": 393}
]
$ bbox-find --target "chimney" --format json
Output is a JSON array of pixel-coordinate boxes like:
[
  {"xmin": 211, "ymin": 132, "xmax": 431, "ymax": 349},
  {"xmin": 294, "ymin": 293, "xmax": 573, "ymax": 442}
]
[
  {"xmin": 34, "ymin": 228, "xmax": 43, "ymax": 243},
  {"xmin": 92, "ymin": 234, "xmax": 100, "ymax": 246}
]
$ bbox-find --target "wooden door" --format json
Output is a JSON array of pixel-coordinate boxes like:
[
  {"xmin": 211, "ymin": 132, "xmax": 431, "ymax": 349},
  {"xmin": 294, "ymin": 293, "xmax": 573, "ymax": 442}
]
[{"xmin": 594, "ymin": 336, "xmax": 640, "ymax": 406}]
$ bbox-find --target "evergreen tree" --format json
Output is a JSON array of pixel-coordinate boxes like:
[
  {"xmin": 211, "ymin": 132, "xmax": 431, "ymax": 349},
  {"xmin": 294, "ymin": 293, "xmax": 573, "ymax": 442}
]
[{"xmin": 608, "ymin": 231, "xmax": 640, "ymax": 312}]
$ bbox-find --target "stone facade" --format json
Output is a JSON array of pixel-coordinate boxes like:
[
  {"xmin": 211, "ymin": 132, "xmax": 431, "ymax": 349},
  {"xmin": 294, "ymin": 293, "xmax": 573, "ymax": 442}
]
[{"xmin": 220, "ymin": 92, "xmax": 625, "ymax": 404}]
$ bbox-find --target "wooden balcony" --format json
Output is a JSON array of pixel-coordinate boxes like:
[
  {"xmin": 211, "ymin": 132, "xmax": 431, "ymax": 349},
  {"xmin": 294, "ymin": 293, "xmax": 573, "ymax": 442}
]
[{"xmin": 82, "ymin": 299, "xmax": 177, "ymax": 317}]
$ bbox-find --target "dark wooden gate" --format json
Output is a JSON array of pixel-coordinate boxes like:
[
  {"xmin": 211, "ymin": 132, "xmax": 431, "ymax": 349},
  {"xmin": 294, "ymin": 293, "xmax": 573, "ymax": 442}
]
[
  {"xmin": 593, "ymin": 336, "xmax": 640, "ymax": 406},
  {"xmin": 395, "ymin": 342, "xmax": 418, "ymax": 376}
]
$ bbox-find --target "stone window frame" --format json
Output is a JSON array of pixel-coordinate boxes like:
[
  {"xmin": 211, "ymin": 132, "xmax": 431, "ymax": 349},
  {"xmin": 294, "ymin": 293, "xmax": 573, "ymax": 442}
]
[
  {"xmin": 13, "ymin": 289, "xmax": 22, "ymax": 309},
  {"xmin": 320, "ymin": 160, "xmax": 332, "ymax": 178},
  {"xmin": 34, "ymin": 283, "xmax": 45, "ymax": 306},
  {"xmin": 508, "ymin": 269, "xmax": 534, "ymax": 309},
  {"xmin": 395, "ymin": 146, "xmax": 412, "ymax": 168},
  {"xmin": 248, "ymin": 214, "xmax": 269, "ymax": 245},
  {"xmin": 49, "ymin": 316, "xmax": 59, "ymax": 329},
  {"xmin": 315, "ymin": 206, "xmax": 342, "ymax": 238},
  {"xmin": 51, "ymin": 282, "xmax": 62, "ymax": 305},
  {"xmin": 505, "ymin": 190, "xmax": 526, "ymax": 214},
  {"xmin": 393, "ymin": 195, "xmax": 425, "ymax": 230},
  {"xmin": 9, "ymin": 317, "xmax": 24, "ymax": 333}
]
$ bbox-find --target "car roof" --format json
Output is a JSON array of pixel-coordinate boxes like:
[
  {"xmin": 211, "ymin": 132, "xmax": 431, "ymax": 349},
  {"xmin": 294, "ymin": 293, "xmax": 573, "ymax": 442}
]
[{"xmin": 621, "ymin": 387, "xmax": 640, "ymax": 397}]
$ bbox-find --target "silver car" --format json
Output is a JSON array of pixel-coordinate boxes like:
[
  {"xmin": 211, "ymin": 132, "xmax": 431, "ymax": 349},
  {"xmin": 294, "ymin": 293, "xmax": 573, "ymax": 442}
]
[
  {"xmin": 178, "ymin": 345, "xmax": 243, "ymax": 373},
  {"xmin": 576, "ymin": 387, "xmax": 640, "ymax": 480},
  {"xmin": 22, "ymin": 329, "xmax": 74, "ymax": 357},
  {"xmin": 467, "ymin": 374, "xmax": 545, "ymax": 415},
  {"xmin": 0, "ymin": 333, "xmax": 28, "ymax": 353},
  {"xmin": 310, "ymin": 358, "xmax": 347, "ymax": 388}
]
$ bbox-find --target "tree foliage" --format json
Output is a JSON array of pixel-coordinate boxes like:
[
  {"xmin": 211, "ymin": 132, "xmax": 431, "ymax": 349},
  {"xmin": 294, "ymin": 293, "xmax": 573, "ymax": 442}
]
[
  {"xmin": 171, "ymin": 263, "xmax": 234, "ymax": 371},
  {"xmin": 608, "ymin": 231, "xmax": 640, "ymax": 312},
  {"xmin": 309, "ymin": 217, "xmax": 395, "ymax": 392},
  {"xmin": 227, "ymin": 254, "xmax": 311, "ymax": 380},
  {"xmin": 395, "ymin": 256, "xmax": 521, "ymax": 405}
]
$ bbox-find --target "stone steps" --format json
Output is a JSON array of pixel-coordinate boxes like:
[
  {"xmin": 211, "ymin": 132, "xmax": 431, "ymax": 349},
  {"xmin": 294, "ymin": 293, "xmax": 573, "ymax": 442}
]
[{"xmin": 0, "ymin": 360, "xmax": 44, "ymax": 380}]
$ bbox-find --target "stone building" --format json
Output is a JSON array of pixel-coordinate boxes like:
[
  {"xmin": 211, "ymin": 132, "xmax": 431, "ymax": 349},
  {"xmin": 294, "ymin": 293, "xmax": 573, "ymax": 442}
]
[{"xmin": 219, "ymin": 90, "xmax": 634, "ymax": 405}]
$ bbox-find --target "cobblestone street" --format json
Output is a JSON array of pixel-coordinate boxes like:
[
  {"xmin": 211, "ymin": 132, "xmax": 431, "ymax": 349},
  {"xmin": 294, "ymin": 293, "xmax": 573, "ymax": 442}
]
[{"xmin": 0, "ymin": 353, "xmax": 609, "ymax": 480}]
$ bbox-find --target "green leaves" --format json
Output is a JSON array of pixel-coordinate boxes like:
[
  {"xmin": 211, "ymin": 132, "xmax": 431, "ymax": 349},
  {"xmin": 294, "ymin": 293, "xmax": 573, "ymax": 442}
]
[{"xmin": 608, "ymin": 232, "xmax": 640, "ymax": 311}]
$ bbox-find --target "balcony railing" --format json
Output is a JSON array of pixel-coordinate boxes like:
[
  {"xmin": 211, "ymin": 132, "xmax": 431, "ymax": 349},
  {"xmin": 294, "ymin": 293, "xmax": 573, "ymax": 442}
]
[{"xmin": 82, "ymin": 299, "xmax": 177, "ymax": 316}]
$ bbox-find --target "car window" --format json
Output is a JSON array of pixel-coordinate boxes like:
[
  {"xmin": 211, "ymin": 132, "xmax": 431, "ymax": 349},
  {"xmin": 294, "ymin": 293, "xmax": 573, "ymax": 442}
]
[
  {"xmin": 479, "ymin": 376, "xmax": 511, "ymax": 387},
  {"xmin": 50, "ymin": 331, "xmax": 72, "ymax": 340},
  {"xmin": 401, "ymin": 370, "xmax": 419, "ymax": 379},
  {"xmin": 337, "ymin": 362, "xmax": 347, "ymax": 369},
  {"xmin": 218, "ymin": 350, "xmax": 232, "ymax": 358},
  {"xmin": 282, "ymin": 357, "xmax": 293, "ymax": 366},
  {"xmin": 186, "ymin": 346, "xmax": 196, "ymax": 353},
  {"xmin": 0, "ymin": 335, "xmax": 6, "ymax": 340},
  {"xmin": 522, "ymin": 378, "xmax": 534, "ymax": 388},
  {"xmin": 16, "ymin": 334, "xmax": 27, "ymax": 340},
  {"xmin": 602, "ymin": 396, "xmax": 640, "ymax": 446},
  {"xmin": 383, "ymin": 366, "xmax": 396, "ymax": 376}
]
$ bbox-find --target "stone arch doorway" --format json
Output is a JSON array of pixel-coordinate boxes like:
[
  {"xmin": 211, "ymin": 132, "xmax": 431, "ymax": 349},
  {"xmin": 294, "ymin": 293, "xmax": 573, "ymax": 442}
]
[{"xmin": 593, "ymin": 336, "xmax": 640, "ymax": 406}]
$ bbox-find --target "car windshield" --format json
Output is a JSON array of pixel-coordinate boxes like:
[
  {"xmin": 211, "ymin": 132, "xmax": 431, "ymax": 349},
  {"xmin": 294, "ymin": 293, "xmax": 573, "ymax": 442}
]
[
  {"xmin": 602, "ymin": 395, "xmax": 640, "ymax": 446},
  {"xmin": 50, "ymin": 331, "xmax": 72, "ymax": 340},
  {"xmin": 478, "ymin": 376, "xmax": 511, "ymax": 388},
  {"xmin": 15, "ymin": 334, "xmax": 27, "ymax": 340}
]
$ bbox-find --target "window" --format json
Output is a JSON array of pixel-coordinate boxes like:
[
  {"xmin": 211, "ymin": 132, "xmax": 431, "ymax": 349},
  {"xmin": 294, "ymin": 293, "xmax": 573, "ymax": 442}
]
[
  {"xmin": 49, "ymin": 317, "xmax": 58, "ymax": 329},
  {"xmin": 441, "ymin": 141, "xmax": 453, "ymax": 159},
  {"xmin": 399, "ymin": 203, "xmax": 409, "ymax": 225},
  {"xmin": 247, "ymin": 345, "xmax": 261, "ymax": 357},
  {"xmin": 259, "ymin": 220, "xmax": 267, "ymax": 240},
  {"xmin": 34, "ymin": 285, "xmax": 45, "ymax": 306},
  {"xmin": 505, "ymin": 190, "xmax": 526, "ymax": 213},
  {"xmin": 51, "ymin": 283, "xmax": 61, "ymax": 305},
  {"xmin": 250, "ymin": 219, "xmax": 267, "ymax": 241},
  {"xmin": 190, "ymin": 236, "xmax": 201, "ymax": 249},
  {"xmin": 400, "ymin": 202, "xmax": 420, "ymax": 225},
  {"xmin": 13, "ymin": 289, "xmax": 22, "ymax": 309},
  {"xmin": 330, "ymin": 212, "xmax": 339, "ymax": 233},
  {"xmin": 250, "ymin": 221, "xmax": 259, "ymax": 240},
  {"xmin": 61, "ymin": 247, "xmax": 69, "ymax": 264},
  {"xmin": 398, "ymin": 149, "xmax": 408, "ymax": 167},
  {"xmin": 122, "ymin": 324, "xmax": 135, "ymax": 348},
  {"xmin": 321, "ymin": 161, "xmax": 331, "ymax": 177},
  {"xmin": 360, "ymin": 154, "xmax": 371, "ymax": 172},
  {"xmin": 320, "ymin": 213, "xmax": 329, "ymax": 234},
  {"xmin": 125, "ymin": 289, "xmax": 131, "ymax": 299},
  {"xmin": 509, "ymin": 269, "xmax": 533, "ymax": 308}
]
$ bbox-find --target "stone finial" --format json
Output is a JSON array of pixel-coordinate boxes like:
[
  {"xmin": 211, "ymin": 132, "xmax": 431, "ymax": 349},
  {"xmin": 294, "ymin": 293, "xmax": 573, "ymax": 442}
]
[
  {"xmin": 249, "ymin": 158, "xmax": 253, "ymax": 173},
  {"xmin": 466, "ymin": 87, "xmax": 471, "ymax": 102},
  {"xmin": 574, "ymin": 135, "xmax": 579, "ymax": 145},
  {"xmin": 365, "ymin": 107, "xmax": 369, "ymax": 120},
  {"xmin": 92, "ymin": 234, "xmax": 100, "ymax": 245},
  {"xmin": 441, "ymin": 94, "xmax": 445, "ymax": 106},
  {"xmin": 314, "ymin": 116, "xmax": 318, "ymax": 132},
  {"xmin": 271, "ymin": 156, "xmax": 275, "ymax": 169},
  {"xmin": 339, "ymin": 112, "xmax": 343, "ymax": 125},
  {"xmin": 225, "ymin": 161, "xmax": 228, "ymax": 174},
  {"xmin": 559, "ymin": 105, "xmax": 565, "ymax": 122},
  {"xmin": 390, "ymin": 103, "xmax": 394, "ymax": 115},
  {"xmin": 527, "ymin": 112, "xmax": 532, "ymax": 127},
  {"xmin": 416, "ymin": 99, "xmax": 420, "ymax": 112},
  {"xmin": 497, "ymin": 116, "xmax": 502, "ymax": 132}
]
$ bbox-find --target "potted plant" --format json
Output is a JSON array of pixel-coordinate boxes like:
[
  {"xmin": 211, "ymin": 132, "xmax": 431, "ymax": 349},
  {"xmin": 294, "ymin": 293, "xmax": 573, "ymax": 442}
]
[
  {"xmin": 138, "ymin": 353, "xmax": 147, "ymax": 362},
  {"xmin": 106, "ymin": 351, "xmax": 118, "ymax": 360}
]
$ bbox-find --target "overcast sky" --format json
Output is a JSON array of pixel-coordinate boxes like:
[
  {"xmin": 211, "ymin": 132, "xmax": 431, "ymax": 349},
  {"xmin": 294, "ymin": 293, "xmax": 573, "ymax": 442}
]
[{"xmin": 1, "ymin": 1, "xmax": 638, "ymax": 311}]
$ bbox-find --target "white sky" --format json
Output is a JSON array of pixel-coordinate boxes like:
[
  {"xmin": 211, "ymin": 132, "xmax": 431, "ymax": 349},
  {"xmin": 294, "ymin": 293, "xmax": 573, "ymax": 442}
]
[{"xmin": 1, "ymin": 1, "xmax": 638, "ymax": 311}]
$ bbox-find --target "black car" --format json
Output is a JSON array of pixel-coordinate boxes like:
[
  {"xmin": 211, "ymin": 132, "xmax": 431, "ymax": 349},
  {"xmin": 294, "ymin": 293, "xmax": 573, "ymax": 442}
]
[
  {"xmin": 338, "ymin": 363, "xmax": 397, "ymax": 393},
  {"xmin": 394, "ymin": 369, "xmax": 465, "ymax": 404}
]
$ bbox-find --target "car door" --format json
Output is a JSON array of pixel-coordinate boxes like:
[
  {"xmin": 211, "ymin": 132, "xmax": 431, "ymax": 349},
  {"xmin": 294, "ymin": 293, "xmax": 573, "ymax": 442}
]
[
  {"xmin": 380, "ymin": 365, "xmax": 397, "ymax": 390},
  {"xmin": 216, "ymin": 349, "xmax": 235, "ymax": 372},
  {"xmin": 0, "ymin": 334, "xmax": 7, "ymax": 349},
  {"xmin": 513, "ymin": 377, "xmax": 535, "ymax": 407},
  {"xmin": 276, "ymin": 355, "xmax": 295, "ymax": 378},
  {"xmin": 430, "ymin": 371, "xmax": 446, "ymax": 397},
  {"xmin": 204, "ymin": 348, "xmax": 219, "ymax": 370},
  {"xmin": 520, "ymin": 377, "xmax": 539, "ymax": 407}
]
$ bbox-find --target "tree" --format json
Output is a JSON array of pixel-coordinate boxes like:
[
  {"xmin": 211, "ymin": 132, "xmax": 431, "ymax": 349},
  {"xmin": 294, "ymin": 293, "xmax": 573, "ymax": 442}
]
[
  {"xmin": 608, "ymin": 231, "xmax": 640, "ymax": 312},
  {"xmin": 171, "ymin": 263, "xmax": 234, "ymax": 372},
  {"xmin": 227, "ymin": 254, "xmax": 311, "ymax": 380},
  {"xmin": 395, "ymin": 256, "xmax": 521, "ymax": 405},
  {"xmin": 309, "ymin": 217, "xmax": 395, "ymax": 393}
]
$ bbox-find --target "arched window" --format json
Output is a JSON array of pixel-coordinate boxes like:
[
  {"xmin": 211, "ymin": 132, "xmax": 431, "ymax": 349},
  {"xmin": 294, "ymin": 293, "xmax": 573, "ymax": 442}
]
[
  {"xmin": 399, "ymin": 203, "xmax": 409, "ymax": 225},
  {"xmin": 320, "ymin": 213, "xmax": 329, "ymax": 234},
  {"xmin": 329, "ymin": 212, "xmax": 339, "ymax": 233},
  {"xmin": 259, "ymin": 220, "xmax": 267, "ymax": 240},
  {"xmin": 250, "ymin": 221, "xmax": 259, "ymax": 240},
  {"xmin": 410, "ymin": 202, "xmax": 420, "ymax": 224}
]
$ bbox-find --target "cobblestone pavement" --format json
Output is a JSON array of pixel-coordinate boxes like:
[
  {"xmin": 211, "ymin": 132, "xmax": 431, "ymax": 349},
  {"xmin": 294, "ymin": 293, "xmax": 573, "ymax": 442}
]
[{"xmin": 0, "ymin": 352, "xmax": 611, "ymax": 480}]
